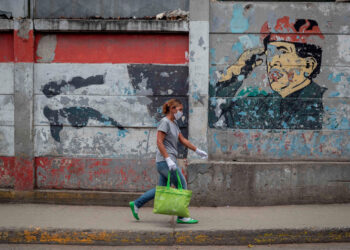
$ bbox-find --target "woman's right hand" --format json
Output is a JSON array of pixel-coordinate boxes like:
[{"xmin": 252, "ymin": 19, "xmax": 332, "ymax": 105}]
[{"xmin": 165, "ymin": 157, "xmax": 177, "ymax": 171}]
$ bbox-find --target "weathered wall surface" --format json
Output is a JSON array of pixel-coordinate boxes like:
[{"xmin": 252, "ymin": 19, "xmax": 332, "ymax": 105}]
[
  {"xmin": 0, "ymin": 0, "xmax": 28, "ymax": 18},
  {"xmin": 33, "ymin": 33, "xmax": 189, "ymax": 191},
  {"xmin": 188, "ymin": 161, "xmax": 350, "ymax": 206},
  {"xmin": 186, "ymin": 1, "xmax": 350, "ymax": 206},
  {"xmin": 33, "ymin": 0, "xmax": 189, "ymax": 19},
  {"xmin": 0, "ymin": 19, "xmax": 35, "ymax": 190},
  {"xmin": 208, "ymin": 2, "xmax": 350, "ymax": 161},
  {"xmin": 0, "ymin": 33, "xmax": 15, "ymax": 188},
  {"xmin": 0, "ymin": 0, "xmax": 190, "ymax": 192}
]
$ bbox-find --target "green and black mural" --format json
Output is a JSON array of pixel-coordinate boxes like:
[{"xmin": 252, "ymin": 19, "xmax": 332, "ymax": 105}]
[{"xmin": 210, "ymin": 17, "xmax": 327, "ymax": 130}]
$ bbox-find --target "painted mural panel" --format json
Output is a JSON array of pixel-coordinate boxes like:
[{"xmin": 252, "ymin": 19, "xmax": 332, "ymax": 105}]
[
  {"xmin": 34, "ymin": 64, "xmax": 188, "ymax": 97},
  {"xmin": 34, "ymin": 63, "xmax": 188, "ymax": 151},
  {"xmin": 209, "ymin": 2, "xmax": 350, "ymax": 160},
  {"xmin": 33, "ymin": 33, "xmax": 189, "ymax": 190}
]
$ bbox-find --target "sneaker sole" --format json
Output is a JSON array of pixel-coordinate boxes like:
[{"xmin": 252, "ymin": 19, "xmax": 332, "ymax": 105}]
[{"xmin": 176, "ymin": 220, "xmax": 198, "ymax": 224}]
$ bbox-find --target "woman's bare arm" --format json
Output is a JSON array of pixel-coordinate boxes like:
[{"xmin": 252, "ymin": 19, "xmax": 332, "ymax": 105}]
[
  {"xmin": 157, "ymin": 131, "xmax": 169, "ymax": 158},
  {"xmin": 178, "ymin": 133, "xmax": 196, "ymax": 151}
]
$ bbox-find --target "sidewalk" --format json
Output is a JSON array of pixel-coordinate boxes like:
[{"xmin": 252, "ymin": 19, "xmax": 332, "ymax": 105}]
[{"xmin": 0, "ymin": 203, "xmax": 350, "ymax": 246}]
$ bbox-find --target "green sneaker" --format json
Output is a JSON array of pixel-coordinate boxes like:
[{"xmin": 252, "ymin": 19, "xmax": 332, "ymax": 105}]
[
  {"xmin": 177, "ymin": 218, "xmax": 198, "ymax": 224},
  {"xmin": 129, "ymin": 201, "xmax": 139, "ymax": 220}
]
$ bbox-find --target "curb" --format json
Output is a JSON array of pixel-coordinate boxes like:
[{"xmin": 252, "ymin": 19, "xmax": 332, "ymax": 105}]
[
  {"xmin": 0, "ymin": 189, "xmax": 152, "ymax": 207},
  {"xmin": 1, "ymin": 228, "xmax": 350, "ymax": 246}
]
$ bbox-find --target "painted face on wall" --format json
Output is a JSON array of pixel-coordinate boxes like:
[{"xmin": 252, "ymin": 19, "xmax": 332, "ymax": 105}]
[{"xmin": 266, "ymin": 41, "xmax": 317, "ymax": 98}]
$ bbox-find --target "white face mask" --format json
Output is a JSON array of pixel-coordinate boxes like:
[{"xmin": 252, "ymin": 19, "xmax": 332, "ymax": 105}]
[{"xmin": 174, "ymin": 111, "xmax": 183, "ymax": 120}]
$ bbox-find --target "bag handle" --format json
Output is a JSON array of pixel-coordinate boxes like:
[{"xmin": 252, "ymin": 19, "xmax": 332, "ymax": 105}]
[{"xmin": 167, "ymin": 169, "xmax": 183, "ymax": 190}]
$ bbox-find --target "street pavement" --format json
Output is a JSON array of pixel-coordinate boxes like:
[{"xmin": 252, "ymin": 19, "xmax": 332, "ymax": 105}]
[
  {"xmin": 0, "ymin": 203, "xmax": 349, "ymax": 246},
  {"xmin": 1, "ymin": 243, "xmax": 350, "ymax": 249}
]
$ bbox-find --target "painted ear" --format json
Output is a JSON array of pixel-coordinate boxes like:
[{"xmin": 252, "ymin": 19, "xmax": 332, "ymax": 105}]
[{"xmin": 305, "ymin": 57, "xmax": 317, "ymax": 72}]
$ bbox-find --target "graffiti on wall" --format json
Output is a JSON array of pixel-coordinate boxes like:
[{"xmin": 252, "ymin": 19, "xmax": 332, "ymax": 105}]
[
  {"xmin": 39, "ymin": 64, "xmax": 189, "ymax": 156},
  {"xmin": 43, "ymin": 106, "xmax": 125, "ymax": 142},
  {"xmin": 210, "ymin": 17, "xmax": 327, "ymax": 130},
  {"xmin": 41, "ymin": 75, "xmax": 125, "ymax": 142}
]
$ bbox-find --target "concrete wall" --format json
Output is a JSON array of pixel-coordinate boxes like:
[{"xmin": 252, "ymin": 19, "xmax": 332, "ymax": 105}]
[
  {"xmin": 186, "ymin": 1, "xmax": 350, "ymax": 206},
  {"xmin": 188, "ymin": 161, "xmax": 350, "ymax": 206},
  {"xmin": 33, "ymin": 0, "xmax": 189, "ymax": 19},
  {"xmin": 0, "ymin": 0, "xmax": 28, "ymax": 18},
  {"xmin": 33, "ymin": 32, "xmax": 189, "ymax": 191},
  {"xmin": 0, "ymin": 16, "xmax": 189, "ymax": 191},
  {"xmin": 208, "ymin": 2, "xmax": 350, "ymax": 161},
  {"xmin": 0, "ymin": 35, "xmax": 15, "ymax": 188}
]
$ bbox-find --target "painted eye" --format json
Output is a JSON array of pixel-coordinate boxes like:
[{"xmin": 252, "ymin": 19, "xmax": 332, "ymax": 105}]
[{"xmin": 281, "ymin": 50, "xmax": 288, "ymax": 54}]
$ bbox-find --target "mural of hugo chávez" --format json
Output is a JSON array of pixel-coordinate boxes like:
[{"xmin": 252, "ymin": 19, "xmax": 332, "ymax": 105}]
[{"xmin": 212, "ymin": 17, "xmax": 327, "ymax": 129}]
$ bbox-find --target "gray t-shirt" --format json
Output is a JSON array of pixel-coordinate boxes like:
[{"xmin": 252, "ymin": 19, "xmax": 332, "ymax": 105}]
[{"xmin": 156, "ymin": 117, "xmax": 180, "ymax": 163}]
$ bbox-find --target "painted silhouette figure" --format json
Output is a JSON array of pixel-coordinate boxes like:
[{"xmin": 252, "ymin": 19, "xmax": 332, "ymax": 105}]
[{"xmin": 213, "ymin": 17, "xmax": 327, "ymax": 129}]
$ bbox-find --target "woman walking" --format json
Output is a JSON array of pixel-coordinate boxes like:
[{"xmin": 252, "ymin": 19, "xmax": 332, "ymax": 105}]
[{"xmin": 129, "ymin": 98, "xmax": 208, "ymax": 224}]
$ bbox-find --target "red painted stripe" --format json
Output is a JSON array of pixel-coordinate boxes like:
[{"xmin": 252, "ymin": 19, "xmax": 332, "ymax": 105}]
[
  {"xmin": 0, "ymin": 156, "xmax": 35, "ymax": 190},
  {"xmin": 14, "ymin": 157, "xmax": 34, "ymax": 190},
  {"xmin": 14, "ymin": 30, "xmax": 34, "ymax": 62},
  {"xmin": 35, "ymin": 33, "xmax": 189, "ymax": 64},
  {"xmin": 0, "ymin": 33, "xmax": 14, "ymax": 62},
  {"xmin": 35, "ymin": 157, "xmax": 158, "ymax": 191},
  {"xmin": 0, "ymin": 156, "xmax": 15, "ymax": 188}
]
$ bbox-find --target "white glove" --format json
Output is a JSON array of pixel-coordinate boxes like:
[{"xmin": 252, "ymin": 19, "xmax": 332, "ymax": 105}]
[
  {"xmin": 195, "ymin": 148, "xmax": 208, "ymax": 159},
  {"xmin": 165, "ymin": 157, "xmax": 177, "ymax": 171}
]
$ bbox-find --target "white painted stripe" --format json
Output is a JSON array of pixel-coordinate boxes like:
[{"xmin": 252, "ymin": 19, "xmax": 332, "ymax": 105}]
[
  {"xmin": 0, "ymin": 95, "xmax": 14, "ymax": 126},
  {"xmin": 0, "ymin": 63, "xmax": 14, "ymax": 94},
  {"xmin": 0, "ymin": 126, "xmax": 14, "ymax": 156},
  {"xmin": 35, "ymin": 126, "xmax": 157, "ymax": 157}
]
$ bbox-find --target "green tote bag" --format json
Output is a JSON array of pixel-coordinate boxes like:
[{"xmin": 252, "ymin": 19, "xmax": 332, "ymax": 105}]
[{"xmin": 153, "ymin": 170, "xmax": 192, "ymax": 217}]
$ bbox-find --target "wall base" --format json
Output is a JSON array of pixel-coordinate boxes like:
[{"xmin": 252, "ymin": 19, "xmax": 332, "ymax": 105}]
[
  {"xmin": 188, "ymin": 161, "xmax": 350, "ymax": 206},
  {"xmin": 0, "ymin": 188, "xmax": 152, "ymax": 207}
]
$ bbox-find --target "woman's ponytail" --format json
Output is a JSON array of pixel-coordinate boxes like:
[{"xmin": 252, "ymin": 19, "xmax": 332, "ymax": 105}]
[{"xmin": 162, "ymin": 102, "xmax": 170, "ymax": 114}]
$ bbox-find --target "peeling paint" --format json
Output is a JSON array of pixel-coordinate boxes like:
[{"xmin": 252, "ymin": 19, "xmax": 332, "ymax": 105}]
[{"xmin": 36, "ymin": 35, "xmax": 57, "ymax": 63}]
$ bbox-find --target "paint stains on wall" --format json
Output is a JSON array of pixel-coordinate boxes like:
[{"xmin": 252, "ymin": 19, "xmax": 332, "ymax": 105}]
[
  {"xmin": 127, "ymin": 64, "xmax": 189, "ymax": 96},
  {"xmin": 230, "ymin": 4, "xmax": 250, "ymax": 33},
  {"xmin": 0, "ymin": 156, "xmax": 15, "ymax": 188},
  {"xmin": 35, "ymin": 157, "xmax": 157, "ymax": 191},
  {"xmin": 209, "ymin": 129, "xmax": 350, "ymax": 161},
  {"xmin": 43, "ymin": 106, "xmax": 124, "ymax": 142},
  {"xmin": 42, "ymin": 75, "xmax": 105, "ymax": 97}
]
